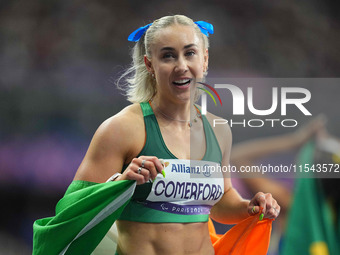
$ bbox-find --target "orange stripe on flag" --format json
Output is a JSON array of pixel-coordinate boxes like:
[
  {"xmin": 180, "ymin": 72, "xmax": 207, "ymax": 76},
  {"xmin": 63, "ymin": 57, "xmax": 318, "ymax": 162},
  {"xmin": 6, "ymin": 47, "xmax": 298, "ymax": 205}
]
[{"xmin": 209, "ymin": 215, "xmax": 273, "ymax": 255}]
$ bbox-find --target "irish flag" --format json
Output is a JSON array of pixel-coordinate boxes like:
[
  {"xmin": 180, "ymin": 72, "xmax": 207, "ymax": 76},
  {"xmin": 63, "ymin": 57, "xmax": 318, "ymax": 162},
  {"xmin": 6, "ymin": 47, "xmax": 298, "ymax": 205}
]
[
  {"xmin": 33, "ymin": 179, "xmax": 272, "ymax": 254},
  {"xmin": 33, "ymin": 180, "xmax": 136, "ymax": 254}
]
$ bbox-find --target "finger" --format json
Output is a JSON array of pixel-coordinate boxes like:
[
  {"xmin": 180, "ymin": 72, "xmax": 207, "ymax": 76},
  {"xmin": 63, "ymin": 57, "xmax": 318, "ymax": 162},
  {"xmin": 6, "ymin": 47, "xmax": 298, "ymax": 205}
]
[
  {"xmin": 274, "ymin": 205, "xmax": 281, "ymax": 216},
  {"xmin": 248, "ymin": 192, "xmax": 265, "ymax": 215},
  {"xmin": 131, "ymin": 158, "xmax": 158, "ymax": 180},
  {"xmin": 125, "ymin": 168, "xmax": 148, "ymax": 185},
  {"xmin": 137, "ymin": 167, "xmax": 151, "ymax": 183},
  {"xmin": 139, "ymin": 156, "xmax": 164, "ymax": 174},
  {"xmin": 269, "ymin": 203, "xmax": 280, "ymax": 218},
  {"xmin": 255, "ymin": 193, "xmax": 267, "ymax": 214},
  {"xmin": 265, "ymin": 209, "xmax": 277, "ymax": 219},
  {"xmin": 248, "ymin": 199, "xmax": 261, "ymax": 215},
  {"xmin": 263, "ymin": 196, "xmax": 281, "ymax": 219},
  {"xmin": 263, "ymin": 193, "xmax": 274, "ymax": 214},
  {"xmin": 142, "ymin": 160, "xmax": 159, "ymax": 180},
  {"xmin": 268, "ymin": 200, "xmax": 278, "ymax": 212},
  {"xmin": 248, "ymin": 205, "xmax": 260, "ymax": 215}
]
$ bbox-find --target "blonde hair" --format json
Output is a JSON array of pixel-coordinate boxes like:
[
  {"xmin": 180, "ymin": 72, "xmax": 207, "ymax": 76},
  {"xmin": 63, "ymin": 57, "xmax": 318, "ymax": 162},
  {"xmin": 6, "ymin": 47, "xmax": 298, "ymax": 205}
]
[{"xmin": 117, "ymin": 15, "xmax": 210, "ymax": 103}]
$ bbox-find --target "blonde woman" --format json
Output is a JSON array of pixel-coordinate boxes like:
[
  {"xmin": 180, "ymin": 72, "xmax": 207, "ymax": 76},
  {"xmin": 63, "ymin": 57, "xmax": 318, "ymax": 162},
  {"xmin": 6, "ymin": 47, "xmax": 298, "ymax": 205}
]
[
  {"xmin": 73, "ymin": 15, "xmax": 280, "ymax": 254},
  {"xmin": 33, "ymin": 15, "xmax": 280, "ymax": 255}
]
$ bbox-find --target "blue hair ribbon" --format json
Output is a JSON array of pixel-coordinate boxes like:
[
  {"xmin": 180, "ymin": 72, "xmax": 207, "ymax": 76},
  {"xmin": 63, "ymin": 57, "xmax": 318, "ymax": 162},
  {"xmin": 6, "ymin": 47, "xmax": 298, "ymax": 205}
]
[
  {"xmin": 128, "ymin": 23, "xmax": 152, "ymax": 42},
  {"xmin": 195, "ymin": 21, "xmax": 214, "ymax": 37},
  {"xmin": 128, "ymin": 20, "xmax": 214, "ymax": 42}
]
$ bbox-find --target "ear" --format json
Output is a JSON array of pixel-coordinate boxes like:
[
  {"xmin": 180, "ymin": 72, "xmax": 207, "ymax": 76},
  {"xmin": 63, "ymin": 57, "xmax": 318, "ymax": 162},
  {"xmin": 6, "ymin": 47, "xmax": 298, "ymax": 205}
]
[
  {"xmin": 144, "ymin": 55, "xmax": 153, "ymax": 73},
  {"xmin": 203, "ymin": 49, "xmax": 209, "ymax": 72}
]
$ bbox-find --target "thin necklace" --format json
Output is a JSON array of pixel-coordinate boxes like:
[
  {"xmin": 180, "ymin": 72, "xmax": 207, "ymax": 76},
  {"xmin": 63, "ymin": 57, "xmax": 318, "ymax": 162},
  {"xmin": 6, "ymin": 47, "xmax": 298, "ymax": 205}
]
[{"xmin": 155, "ymin": 106, "xmax": 201, "ymax": 128}]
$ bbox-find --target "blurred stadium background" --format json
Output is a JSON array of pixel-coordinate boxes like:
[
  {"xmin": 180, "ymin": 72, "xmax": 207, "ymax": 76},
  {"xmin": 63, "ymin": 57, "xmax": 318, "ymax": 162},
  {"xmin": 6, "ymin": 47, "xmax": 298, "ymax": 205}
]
[{"xmin": 0, "ymin": 1, "xmax": 339, "ymax": 254}]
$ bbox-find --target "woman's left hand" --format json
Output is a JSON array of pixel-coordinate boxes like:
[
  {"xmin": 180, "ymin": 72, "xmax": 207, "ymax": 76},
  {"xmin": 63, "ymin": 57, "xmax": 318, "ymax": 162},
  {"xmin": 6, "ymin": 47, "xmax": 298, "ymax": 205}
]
[{"xmin": 248, "ymin": 192, "xmax": 280, "ymax": 219}]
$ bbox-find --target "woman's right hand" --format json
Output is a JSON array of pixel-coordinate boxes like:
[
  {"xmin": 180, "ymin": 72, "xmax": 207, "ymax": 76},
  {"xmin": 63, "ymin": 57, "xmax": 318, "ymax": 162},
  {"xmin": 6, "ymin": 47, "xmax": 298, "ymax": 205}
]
[{"xmin": 116, "ymin": 156, "xmax": 164, "ymax": 185}]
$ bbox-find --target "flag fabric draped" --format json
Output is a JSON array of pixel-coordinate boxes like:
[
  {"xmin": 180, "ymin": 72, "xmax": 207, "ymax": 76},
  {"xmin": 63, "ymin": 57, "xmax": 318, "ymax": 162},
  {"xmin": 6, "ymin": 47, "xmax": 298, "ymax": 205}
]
[
  {"xmin": 209, "ymin": 216, "xmax": 273, "ymax": 254},
  {"xmin": 33, "ymin": 180, "xmax": 136, "ymax": 255},
  {"xmin": 281, "ymin": 142, "xmax": 340, "ymax": 255},
  {"xmin": 33, "ymin": 179, "xmax": 272, "ymax": 255}
]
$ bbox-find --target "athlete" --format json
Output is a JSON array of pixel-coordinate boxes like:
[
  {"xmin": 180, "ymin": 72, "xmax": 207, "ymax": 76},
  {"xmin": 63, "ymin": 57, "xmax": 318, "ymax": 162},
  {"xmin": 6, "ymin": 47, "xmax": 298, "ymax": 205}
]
[{"xmin": 73, "ymin": 15, "xmax": 280, "ymax": 255}]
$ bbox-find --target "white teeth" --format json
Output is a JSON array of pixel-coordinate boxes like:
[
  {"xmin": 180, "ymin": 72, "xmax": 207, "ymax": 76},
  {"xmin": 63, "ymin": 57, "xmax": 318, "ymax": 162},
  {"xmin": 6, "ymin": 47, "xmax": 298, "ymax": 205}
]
[{"xmin": 173, "ymin": 79, "xmax": 191, "ymax": 85}]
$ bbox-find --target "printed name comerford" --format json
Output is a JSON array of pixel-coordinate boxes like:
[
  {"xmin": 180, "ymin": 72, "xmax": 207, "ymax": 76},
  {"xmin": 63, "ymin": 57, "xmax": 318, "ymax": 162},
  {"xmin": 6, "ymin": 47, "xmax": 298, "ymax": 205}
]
[
  {"xmin": 154, "ymin": 181, "xmax": 223, "ymax": 201},
  {"xmin": 200, "ymin": 84, "xmax": 312, "ymax": 128}
]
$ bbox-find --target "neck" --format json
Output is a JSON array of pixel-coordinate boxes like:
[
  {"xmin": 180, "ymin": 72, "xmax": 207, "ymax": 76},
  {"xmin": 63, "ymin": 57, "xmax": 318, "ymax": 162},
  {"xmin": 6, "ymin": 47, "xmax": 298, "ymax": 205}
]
[
  {"xmin": 150, "ymin": 96, "xmax": 200, "ymax": 128},
  {"xmin": 151, "ymin": 96, "xmax": 197, "ymax": 121}
]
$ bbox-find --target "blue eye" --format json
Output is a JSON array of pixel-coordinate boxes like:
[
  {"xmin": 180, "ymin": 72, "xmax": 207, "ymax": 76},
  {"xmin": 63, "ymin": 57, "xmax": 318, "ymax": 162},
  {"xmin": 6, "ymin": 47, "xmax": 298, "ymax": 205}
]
[
  {"xmin": 163, "ymin": 53, "xmax": 175, "ymax": 59},
  {"xmin": 186, "ymin": 51, "xmax": 196, "ymax": 57}
]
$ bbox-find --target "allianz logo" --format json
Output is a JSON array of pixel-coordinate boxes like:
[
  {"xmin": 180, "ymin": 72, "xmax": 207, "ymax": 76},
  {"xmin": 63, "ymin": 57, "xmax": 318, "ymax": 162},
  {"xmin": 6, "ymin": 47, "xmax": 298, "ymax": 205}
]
[{"xmin": 170, "ymin": 163, "xmax": 212, "ymax": 177}]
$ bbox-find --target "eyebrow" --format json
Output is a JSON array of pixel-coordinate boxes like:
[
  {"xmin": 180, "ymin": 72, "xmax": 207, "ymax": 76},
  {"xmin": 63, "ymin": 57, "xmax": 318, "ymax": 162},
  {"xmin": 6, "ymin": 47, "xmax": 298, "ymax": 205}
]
[{"xmin": 160, "ymin": 44, "xmax": 198, "ymax": 51}]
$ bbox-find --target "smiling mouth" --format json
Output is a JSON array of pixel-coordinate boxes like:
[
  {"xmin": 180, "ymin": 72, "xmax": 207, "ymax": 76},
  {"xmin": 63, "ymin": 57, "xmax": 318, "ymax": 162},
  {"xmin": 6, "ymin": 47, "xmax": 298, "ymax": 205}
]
[{"xmin": 172, "ymin": 79, "xmax": 192, "ymax": 86}]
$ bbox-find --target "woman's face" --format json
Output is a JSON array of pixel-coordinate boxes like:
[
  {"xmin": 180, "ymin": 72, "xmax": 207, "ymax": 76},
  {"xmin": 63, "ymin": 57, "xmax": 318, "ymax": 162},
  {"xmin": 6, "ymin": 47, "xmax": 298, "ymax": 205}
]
[{"xmin": 145, "ymin": 24, "xmax": 208, "ymax": 104}]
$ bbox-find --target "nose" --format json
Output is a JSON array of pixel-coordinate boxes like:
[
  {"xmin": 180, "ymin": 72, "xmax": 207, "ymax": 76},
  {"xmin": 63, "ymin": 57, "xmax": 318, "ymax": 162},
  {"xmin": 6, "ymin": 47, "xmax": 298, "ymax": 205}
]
[{"xmin": 175, "ymin": 56, "xmax": 188, "ymax": 73}]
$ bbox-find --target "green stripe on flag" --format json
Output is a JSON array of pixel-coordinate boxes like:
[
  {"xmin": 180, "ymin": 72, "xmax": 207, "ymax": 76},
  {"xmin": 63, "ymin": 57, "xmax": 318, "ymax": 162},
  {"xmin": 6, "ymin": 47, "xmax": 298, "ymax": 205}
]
[{"xmin": 33, "ymin": 180, "xmax": 136, "ymax": 255}]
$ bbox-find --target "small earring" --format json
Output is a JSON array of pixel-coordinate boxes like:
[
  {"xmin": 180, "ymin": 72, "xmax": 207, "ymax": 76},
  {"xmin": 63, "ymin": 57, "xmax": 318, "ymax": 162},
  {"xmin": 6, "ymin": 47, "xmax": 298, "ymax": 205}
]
[{"xmin": 151, "ymin": 73, "xmax": 155, "ymax": 79}]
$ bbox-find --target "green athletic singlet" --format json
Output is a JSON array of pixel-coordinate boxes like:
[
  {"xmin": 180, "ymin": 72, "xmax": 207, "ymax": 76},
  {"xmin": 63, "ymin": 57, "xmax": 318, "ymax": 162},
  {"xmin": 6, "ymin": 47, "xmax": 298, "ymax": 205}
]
[{"xmin": 118, "ymin": 102, "xmax": 224, "ymax": 223}]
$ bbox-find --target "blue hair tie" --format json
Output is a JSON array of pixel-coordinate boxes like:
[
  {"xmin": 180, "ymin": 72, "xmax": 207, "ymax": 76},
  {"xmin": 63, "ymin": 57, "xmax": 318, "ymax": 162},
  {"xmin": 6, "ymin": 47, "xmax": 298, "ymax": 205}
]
[
  {"xmin": 128, "ymin": 20, "xmax": 214, "ymax": 42},
  {"xmin": 195, "ymin": 21, "xmax": 214, "ymax": 37}
]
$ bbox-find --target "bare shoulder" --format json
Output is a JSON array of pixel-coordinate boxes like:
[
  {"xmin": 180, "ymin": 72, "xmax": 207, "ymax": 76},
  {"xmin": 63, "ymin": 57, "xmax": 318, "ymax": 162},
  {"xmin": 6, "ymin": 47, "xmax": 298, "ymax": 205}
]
[
  {"xmin": 74, "ymin": 103, "xmax": 145, "ymax": 182},
  {"xmin": 98, "ymin": 103, "xmax": 144, "ymax": 138},
  {"xmin": 204, "ymin": 111, "xmax": 232, "ymax": 156},
  {"xmin": 92, "ymin": 103, "xmax": 145, "ymax": 159}
]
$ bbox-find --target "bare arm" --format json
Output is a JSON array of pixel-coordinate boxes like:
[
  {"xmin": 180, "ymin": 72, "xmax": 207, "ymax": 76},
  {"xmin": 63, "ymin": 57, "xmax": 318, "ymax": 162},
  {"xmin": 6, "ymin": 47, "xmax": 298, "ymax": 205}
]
[
  {"xmin": 207, "ymin": 114, "xmax": 279, "ymax": 224},
  {"xmin": 74, "ymin": 104, "xmax": 163, "ymax": 184},
  {"xmin": 209, "ymin": 123, "xmax": 250, "ymax": 224}
]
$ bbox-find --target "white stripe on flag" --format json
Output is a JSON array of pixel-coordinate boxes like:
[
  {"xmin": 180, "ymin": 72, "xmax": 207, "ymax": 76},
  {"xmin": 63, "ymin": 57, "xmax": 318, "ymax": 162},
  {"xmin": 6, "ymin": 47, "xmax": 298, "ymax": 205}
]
[{"xmin": 59, "ymin": 182, "xmax": 136, "ymax": 255}]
